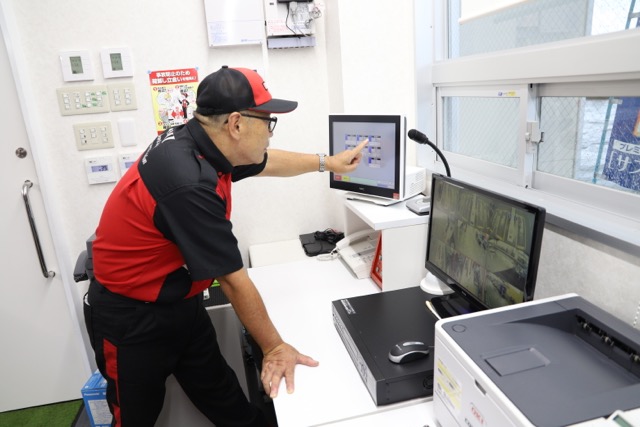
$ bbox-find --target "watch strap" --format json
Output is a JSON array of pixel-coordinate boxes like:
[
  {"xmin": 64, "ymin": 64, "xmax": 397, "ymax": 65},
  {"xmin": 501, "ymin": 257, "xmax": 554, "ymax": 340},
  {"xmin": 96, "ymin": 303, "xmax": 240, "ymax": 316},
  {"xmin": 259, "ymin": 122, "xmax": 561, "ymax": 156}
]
[{"xmin": 317, "ymin": 153, "xmax": 326, "ymax": 172}]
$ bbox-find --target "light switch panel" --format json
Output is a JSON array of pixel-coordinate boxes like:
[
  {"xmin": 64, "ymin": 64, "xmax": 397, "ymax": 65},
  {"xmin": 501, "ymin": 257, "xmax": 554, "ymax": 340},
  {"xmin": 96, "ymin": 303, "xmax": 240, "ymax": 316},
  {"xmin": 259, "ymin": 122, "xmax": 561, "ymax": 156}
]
[
  {"xmin": 57, "ymin": 85, "xmax": 110, "ymax": 116},
  {"xmin": 107, "ymin": 83, "xmax": 138, "ymax": 112},
  {"xmin": 74, "ymin": 121, "xmax": 114, "ymax": 151}
]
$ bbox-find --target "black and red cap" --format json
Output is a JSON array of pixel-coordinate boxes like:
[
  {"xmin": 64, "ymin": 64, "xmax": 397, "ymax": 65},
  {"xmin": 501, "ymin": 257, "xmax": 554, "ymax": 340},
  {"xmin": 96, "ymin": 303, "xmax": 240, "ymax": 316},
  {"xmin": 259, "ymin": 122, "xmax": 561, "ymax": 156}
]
[{"xmin": 195, "ymin": 65, "xmax": 298, "ymax": 115}]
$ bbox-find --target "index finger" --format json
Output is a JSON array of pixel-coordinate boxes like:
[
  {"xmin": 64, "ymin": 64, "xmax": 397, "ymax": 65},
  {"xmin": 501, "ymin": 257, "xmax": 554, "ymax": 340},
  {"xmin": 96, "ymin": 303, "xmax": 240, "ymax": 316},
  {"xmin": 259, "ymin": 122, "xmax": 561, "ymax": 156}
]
[{"xmin": 353, "ymin": 139, "xmax": 369, "ymax": 153}]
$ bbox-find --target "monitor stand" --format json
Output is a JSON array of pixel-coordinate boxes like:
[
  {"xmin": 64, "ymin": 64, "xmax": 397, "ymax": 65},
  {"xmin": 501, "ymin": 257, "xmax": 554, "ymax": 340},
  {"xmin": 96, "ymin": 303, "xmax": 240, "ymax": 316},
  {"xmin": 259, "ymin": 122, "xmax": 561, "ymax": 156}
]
[
  {"xmin": 419, "ymin": 272, "xmax": 453, "ymax": 296},
  {"xmin": 345, "ymin": 192, "xmax": 403, "ymax": 206},
  {"xmin": 420, "ymin": 272, "xmax": 483, "ymax": 320},
  {"xmin": 426, "ymin": 293, "xmax": 484, "ymax": 319},
  {"xmin": 421, "ymin": 273, "xmax": 451, "ymax": 320}
]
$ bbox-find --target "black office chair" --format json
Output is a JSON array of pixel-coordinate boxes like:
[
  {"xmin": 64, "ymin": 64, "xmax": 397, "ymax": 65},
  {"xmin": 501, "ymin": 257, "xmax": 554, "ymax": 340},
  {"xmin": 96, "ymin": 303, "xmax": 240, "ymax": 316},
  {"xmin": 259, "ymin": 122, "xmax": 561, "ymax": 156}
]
[{"xmin": 73, "ymin": 234, "xmax": 95, "ymax": 283}]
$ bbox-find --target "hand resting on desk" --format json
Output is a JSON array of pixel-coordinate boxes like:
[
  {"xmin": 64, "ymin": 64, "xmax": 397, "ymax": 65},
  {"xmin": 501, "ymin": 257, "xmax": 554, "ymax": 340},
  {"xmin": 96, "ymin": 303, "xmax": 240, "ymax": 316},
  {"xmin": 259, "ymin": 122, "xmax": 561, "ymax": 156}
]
[
  {"xmin": 261, "ymin": 342, "xmax": 320, "ymax": 398},
  {"xmin": 217, "ymin": 267, "xmax": 319, "ymax": 400}
]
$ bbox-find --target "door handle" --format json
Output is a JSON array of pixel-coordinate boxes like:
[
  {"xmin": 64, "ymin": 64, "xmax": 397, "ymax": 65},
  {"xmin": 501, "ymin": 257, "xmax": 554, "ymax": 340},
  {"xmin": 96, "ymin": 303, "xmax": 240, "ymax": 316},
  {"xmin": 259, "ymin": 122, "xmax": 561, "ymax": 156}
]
[{"xmin": 21, "ymin": 180, "xmax": 55, "ymax": 279}]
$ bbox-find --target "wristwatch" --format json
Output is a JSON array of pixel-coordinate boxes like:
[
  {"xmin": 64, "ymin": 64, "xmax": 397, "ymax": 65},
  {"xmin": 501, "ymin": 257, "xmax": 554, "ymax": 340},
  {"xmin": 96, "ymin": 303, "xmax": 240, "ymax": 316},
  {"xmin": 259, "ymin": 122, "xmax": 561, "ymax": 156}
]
[{"xmin": 317, "ymin": 153, "xmax": 326, "ymax": 172}]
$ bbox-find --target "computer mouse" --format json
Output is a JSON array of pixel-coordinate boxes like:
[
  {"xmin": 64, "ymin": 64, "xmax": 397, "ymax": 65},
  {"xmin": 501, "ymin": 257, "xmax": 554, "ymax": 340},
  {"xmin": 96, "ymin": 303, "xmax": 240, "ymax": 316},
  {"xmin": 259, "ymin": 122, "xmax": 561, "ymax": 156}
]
[{"xmin": 388, "ymin": 340, "xmax": 430, "ymax": 364}]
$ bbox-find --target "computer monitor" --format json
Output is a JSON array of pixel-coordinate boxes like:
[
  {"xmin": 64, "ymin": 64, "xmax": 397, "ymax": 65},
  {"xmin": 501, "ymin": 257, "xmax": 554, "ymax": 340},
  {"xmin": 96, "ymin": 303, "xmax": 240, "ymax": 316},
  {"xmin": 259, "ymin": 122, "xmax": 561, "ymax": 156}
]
[
  {"xmin": 329, "ymin": 114, "xmax": 408, "ymax": 204},
  {"xmin": 425, "ymin": 174, "xmax": 546, "ymax": 318}
]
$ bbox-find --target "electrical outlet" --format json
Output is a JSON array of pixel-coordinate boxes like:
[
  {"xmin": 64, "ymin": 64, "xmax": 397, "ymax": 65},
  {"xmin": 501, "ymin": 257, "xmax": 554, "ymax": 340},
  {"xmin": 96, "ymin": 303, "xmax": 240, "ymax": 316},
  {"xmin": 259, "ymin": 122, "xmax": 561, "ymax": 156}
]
[{"xmin": 74, "ymin": 122, "xmax": 114, "ymax": 151}]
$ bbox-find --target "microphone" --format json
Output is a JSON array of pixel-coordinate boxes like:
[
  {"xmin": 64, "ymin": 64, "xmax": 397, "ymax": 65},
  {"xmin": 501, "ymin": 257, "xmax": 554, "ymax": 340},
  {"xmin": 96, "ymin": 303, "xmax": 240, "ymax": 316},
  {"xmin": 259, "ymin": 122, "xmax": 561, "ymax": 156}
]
[
  {"xmin": 407, "ymin": 129, "xmax": 451, "ymax": 178},
  {"xmin": 407, "ymin": 129, "xmax": 432, "ymax": 145}
]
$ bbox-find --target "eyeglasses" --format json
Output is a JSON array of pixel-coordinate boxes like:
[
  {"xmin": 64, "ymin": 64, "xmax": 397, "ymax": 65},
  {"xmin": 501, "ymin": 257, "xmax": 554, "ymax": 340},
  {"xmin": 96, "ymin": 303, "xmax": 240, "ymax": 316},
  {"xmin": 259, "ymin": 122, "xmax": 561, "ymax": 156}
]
[{"xmin": 240, "ymin": 113, "xmax": 278, "ymax": 132}]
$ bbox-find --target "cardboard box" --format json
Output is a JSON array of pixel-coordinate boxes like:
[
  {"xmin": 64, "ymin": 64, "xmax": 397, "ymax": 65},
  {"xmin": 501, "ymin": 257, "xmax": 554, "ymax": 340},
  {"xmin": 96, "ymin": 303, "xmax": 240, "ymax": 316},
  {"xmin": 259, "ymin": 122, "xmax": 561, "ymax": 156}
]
[{"xmin": 81, "ymin": 370, "xmax": 112, "ymax": 427}]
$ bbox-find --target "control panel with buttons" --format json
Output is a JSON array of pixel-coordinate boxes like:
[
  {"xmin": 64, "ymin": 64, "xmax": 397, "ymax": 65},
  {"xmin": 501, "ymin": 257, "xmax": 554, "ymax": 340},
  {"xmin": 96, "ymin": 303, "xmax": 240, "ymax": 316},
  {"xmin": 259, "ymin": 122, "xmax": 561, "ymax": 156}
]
[
  {"xmin": 107, "ymin": 83, "xmax": 137, "ymax": 112},
  {"xmin": 57, "ymin": 85, "xmax": 110, "ymax": 116},
  {"xmin": 73, "ymin": 121, "xmax": 114, "ymax": 151}
]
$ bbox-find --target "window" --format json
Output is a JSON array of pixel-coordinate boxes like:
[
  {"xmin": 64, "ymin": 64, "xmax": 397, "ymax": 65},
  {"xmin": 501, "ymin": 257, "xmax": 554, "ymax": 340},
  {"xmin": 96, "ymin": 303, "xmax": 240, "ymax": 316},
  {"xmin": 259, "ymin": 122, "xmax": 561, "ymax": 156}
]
[
  {"xmin": 449, "ymin": 0, "xmax": 639, "ymax": 59},
  {"xmin": 534, "ymin": 84, "xmax": 640, "ymax": 217},
  {"xmin": 538, "ymin": 94, "xmax": 640, "ymax": 195},
  {"xmin": 419, "ymin": 0, "xmax": 640, "ymax": 249},
  {"xmin": 443, "ymin": 95, "xmax": 520, "ymax": 168}
]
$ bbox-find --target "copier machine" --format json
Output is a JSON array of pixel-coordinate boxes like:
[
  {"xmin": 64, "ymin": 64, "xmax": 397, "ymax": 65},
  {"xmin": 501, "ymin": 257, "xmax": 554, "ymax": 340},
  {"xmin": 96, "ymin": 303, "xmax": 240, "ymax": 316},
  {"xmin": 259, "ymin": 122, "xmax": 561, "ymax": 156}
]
[{"xmin": 434, "ymin": 294, "xmax": 640, "ymax": 427}]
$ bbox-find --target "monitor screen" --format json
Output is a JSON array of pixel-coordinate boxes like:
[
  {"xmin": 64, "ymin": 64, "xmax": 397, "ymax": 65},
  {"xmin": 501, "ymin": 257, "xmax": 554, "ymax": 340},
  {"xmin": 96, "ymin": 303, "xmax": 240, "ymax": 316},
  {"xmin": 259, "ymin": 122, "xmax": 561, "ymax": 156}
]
[
  {"xmin": 328, "ymin": 114, "xmax": 406, "ymax": 201},
  {"xmin": 425, "ymin": 174, "xmax": 546, "ymax": 317}
]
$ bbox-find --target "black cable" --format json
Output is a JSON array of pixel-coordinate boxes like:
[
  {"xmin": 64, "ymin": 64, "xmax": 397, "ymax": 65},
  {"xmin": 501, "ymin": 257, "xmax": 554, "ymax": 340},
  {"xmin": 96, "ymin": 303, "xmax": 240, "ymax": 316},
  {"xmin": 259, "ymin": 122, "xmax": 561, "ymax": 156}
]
[
  {"xmin": 314, "ymin": 228, "xmax": 344, "ymax": 244},
  {"xmin": 285, "ymin": 4, "xmax": 298, "ymax": 36}
]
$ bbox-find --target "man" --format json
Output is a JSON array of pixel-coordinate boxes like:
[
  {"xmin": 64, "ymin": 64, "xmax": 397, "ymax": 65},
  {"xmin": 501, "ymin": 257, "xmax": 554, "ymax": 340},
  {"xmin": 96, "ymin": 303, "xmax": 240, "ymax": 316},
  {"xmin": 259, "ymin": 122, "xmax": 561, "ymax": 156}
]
[{"xmin": 84, "ymin": 65, "xmax": 367, "ymax": 427}]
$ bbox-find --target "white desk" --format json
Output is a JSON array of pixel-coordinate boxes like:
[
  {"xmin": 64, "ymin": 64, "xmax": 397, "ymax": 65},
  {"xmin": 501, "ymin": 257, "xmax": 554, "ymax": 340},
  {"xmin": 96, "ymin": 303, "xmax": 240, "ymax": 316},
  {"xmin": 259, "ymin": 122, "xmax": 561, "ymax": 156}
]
[
  {"xmin": 248, "ymin": 258, "xmax": 436, "ymax": 427},
  {"xmin": 248, "ymin": 239, "xmax": 308, "ymax": 267}
]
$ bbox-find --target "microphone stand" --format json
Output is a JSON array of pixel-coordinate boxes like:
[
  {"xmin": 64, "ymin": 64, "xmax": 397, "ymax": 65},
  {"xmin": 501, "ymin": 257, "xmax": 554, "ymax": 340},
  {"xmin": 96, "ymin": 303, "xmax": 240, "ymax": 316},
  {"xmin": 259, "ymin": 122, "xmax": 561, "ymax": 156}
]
[{"xmin": 410, "ymin": 133, "xmax": 451, "ymax": 178}]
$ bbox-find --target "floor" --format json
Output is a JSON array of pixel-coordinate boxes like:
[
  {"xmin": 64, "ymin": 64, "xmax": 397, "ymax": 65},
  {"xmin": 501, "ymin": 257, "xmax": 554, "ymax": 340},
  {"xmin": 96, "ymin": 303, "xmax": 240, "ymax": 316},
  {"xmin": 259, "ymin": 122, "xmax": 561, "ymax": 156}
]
[{"xmin": 72, "ymin": 405, "xmax": 91, "ymax": 427}]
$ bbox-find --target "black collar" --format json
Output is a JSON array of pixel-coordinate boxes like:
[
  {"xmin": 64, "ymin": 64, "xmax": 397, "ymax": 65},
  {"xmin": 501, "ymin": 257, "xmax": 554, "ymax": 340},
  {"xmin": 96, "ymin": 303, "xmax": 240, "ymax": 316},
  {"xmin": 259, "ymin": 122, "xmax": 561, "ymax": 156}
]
[{"xmin": 185, "ymin": 119, "xmax": 234, "ymax": 175}]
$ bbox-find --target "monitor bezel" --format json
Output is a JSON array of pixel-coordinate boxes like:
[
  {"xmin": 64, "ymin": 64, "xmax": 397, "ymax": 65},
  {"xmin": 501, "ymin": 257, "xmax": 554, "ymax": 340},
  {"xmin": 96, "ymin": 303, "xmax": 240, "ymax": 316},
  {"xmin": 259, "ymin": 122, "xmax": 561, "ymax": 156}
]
[
  {"xmin": 425, "ymin": 173, "xmax": 546, "ymax": 313},
  {"xmin": 328, "ymin": 114, "xmax": 406, "ymax": 200}
]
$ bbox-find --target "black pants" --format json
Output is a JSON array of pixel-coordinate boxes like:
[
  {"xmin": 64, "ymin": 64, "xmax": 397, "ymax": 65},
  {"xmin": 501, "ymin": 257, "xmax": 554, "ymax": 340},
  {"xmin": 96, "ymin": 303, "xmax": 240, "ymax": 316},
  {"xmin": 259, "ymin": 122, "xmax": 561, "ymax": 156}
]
[{"xmin": 84, "ymin": 280, "xmax": 267, "ymax": 427}]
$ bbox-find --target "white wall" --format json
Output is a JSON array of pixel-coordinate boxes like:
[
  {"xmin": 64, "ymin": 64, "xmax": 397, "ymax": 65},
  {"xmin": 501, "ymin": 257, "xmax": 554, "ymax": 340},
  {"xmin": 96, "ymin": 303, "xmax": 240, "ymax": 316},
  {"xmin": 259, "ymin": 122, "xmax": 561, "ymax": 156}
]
[{"xmin": 3, "ymin": 0, "xmax": 417, "ymax": 341}]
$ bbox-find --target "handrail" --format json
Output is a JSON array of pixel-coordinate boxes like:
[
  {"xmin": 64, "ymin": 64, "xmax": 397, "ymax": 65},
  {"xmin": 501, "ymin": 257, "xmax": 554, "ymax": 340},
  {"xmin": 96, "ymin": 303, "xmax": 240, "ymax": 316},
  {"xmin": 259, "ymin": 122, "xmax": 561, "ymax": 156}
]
[{"xmin": 21, "ymin": 180, "xmax": 55, "ymax": 279}]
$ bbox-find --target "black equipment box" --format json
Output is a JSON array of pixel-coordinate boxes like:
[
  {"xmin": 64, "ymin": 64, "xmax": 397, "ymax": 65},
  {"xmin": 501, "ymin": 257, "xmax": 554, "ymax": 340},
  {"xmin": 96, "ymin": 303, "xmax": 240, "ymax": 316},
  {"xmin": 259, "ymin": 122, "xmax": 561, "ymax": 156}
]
[{"xmin": 332, "ymin": 286, "xmax": 438, "ymax": 405}]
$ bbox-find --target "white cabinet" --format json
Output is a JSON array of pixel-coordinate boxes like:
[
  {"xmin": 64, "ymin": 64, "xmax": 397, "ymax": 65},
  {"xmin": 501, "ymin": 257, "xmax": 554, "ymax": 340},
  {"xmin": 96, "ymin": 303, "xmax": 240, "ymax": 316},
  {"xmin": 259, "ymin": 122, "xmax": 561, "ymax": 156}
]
[{"xmin": 341, "ymin": 195, "xmax": 429, "ymax": 291}]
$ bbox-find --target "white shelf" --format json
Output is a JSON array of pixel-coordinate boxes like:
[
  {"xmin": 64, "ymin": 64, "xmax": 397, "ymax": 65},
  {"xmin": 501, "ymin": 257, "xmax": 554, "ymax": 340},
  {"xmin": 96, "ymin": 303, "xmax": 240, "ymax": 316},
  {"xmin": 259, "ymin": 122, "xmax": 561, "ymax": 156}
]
[
  {"xmin": 343, "ymin": 193, "xmax": 429, "ymax": 231},
  {"xmin": 340, "ymin": 192, "xmax": 429, "ymax": 291}
]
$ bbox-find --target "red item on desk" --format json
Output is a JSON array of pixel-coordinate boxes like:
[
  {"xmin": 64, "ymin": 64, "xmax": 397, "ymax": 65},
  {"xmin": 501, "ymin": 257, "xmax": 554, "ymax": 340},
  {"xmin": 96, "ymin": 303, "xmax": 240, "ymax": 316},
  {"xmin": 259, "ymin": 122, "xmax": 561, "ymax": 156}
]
[{"xmin": 370, "ymin": 234, "xmax": 383, "ymax": 289}]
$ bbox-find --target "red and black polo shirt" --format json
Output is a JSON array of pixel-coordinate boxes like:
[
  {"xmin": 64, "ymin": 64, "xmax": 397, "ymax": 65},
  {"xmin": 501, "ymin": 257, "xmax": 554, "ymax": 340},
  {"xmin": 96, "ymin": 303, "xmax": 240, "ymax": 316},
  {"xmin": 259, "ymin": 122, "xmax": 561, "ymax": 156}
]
[{"xmin": 92, "ymin": 119, "xmax": 266, "ymax": 303}]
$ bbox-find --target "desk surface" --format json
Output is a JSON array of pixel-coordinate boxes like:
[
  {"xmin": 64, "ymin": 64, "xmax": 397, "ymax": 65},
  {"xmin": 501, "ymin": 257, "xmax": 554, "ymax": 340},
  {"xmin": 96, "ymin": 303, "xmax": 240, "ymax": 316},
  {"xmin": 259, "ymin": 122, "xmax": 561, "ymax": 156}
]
[{"xmin": 248, "ymin": 258, "xmax": 435, "ymax": 427}]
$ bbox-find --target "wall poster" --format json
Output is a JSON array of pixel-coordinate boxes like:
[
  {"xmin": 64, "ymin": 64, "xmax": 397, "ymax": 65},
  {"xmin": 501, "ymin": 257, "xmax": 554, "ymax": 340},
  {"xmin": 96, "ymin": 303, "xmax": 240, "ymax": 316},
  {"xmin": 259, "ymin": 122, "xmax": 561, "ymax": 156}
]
[{"xmin": 149, "ymin": 68, "xmax": 199, "ymax": 134}]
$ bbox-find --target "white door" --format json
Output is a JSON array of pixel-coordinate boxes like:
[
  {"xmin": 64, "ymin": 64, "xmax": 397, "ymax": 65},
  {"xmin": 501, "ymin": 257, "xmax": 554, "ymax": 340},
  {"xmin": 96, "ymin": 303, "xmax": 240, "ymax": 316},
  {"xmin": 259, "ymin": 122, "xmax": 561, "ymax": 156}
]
[{"xmin": 0, "ymin": 24, "xmax": 89, "ymax": 412}]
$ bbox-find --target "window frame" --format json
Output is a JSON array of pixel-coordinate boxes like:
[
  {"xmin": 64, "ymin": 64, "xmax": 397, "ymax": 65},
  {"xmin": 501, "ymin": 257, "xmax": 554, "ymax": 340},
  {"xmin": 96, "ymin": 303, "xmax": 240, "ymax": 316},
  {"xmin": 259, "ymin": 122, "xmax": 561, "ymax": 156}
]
[
  {"xmin": 436, "ymin": 85, "xmax": 535, "ymax": 187},
  {"xmin": 418, "ymin": 0, "xmax": 640, "ymax": 251}
]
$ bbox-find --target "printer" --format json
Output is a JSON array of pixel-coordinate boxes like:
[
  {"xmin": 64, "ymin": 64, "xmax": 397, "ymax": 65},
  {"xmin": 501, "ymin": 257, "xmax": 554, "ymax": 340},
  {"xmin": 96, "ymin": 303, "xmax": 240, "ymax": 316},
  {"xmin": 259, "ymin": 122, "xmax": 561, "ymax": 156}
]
[{"xmin": 434, "ymin": 294, "xmax": 640, "ymax": 427}]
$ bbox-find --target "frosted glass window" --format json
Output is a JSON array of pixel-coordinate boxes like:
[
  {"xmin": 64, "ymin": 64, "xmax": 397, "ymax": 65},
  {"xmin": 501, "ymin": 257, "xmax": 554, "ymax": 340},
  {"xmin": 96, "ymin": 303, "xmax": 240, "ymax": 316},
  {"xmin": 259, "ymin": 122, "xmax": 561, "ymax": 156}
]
[
  {"xmin": 443, "ymin": 97, "xmax": 520, "ymax": 168},
  {"xmin": 449, "ymin": 0, "xmax": 639, "ymax": 59}
]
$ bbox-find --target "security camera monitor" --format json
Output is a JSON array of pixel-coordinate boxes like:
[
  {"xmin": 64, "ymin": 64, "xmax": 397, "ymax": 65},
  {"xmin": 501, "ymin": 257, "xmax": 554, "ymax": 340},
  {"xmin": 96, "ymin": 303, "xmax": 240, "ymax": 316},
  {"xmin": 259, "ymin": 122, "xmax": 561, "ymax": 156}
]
[
  {"xmin": 426, "ymin": 174, "xmax": 546, "ymax": 318},
  {"xmin": 329, "ymin": 114, "xmax": 407, "ymax": 203}
]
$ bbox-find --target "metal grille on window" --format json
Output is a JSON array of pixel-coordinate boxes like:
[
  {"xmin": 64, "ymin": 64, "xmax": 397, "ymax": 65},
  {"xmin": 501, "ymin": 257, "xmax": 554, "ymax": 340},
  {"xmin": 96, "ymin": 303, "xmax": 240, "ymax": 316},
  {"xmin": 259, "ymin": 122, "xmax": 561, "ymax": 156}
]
[
  {"xmin": 448, "ymin": 0, "xmax": 638, "ymax": 59},
  {"xmin": 444, "ymin": 97, "xmax": 520, "ymax": 168},
  {"xmin": 539, "ymin": 96, "xmax": 640, "ymax": 195}
]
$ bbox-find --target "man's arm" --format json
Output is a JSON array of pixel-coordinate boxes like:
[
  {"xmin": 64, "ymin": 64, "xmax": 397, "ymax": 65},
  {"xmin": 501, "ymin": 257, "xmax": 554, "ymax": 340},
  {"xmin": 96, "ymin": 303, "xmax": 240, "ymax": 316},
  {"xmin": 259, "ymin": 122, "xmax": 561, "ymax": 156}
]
[
  {"xmin": 258, "ymin": 139, "xmax": 368, "ymax": 177},
  {"xmin": 216, "ymin": 267, "xmax": 319, "ymax": 398}
]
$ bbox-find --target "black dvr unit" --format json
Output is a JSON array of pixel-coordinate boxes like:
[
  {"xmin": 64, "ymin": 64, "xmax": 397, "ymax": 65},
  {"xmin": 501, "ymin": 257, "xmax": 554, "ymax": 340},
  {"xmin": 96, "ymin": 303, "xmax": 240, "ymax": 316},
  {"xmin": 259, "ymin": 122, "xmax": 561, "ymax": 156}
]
[{"xmin": 332, "ymin": 286, "xmax": 438, "ymax": 405}]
